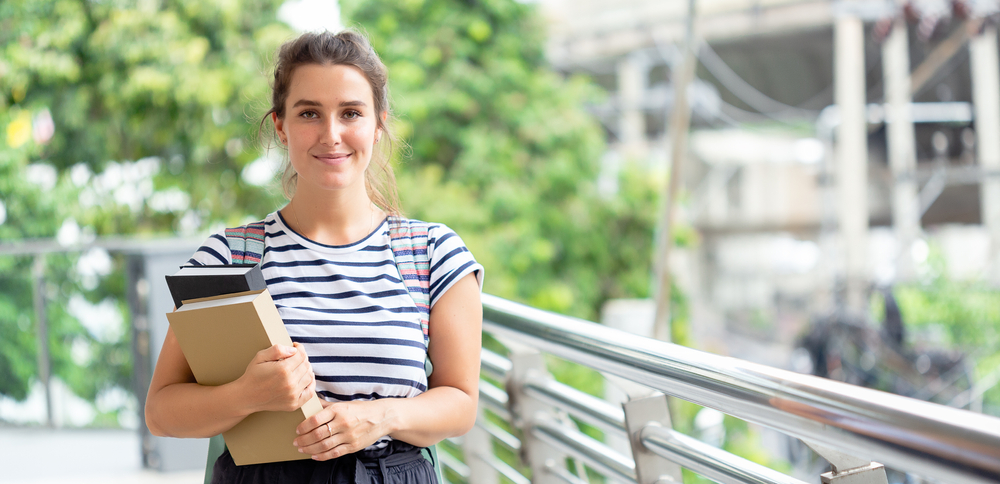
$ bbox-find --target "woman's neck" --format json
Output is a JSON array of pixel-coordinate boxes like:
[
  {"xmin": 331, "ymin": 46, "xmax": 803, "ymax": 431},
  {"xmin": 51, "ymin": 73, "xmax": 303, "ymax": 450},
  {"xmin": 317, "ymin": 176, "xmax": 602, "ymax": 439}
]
[{"xmin": 282, "ymin": 186, "xmax": 385, "ymax": 246}]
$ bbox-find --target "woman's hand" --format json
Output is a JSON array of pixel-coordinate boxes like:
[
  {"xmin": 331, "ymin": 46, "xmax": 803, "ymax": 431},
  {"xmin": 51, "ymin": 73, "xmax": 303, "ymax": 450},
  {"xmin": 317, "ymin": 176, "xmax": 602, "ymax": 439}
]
[
  {"xmin": 289, "ymin": 272, "xmax": 483, "ymax": 458},
  {"xmin": 237, "ymin": 342, "xmax": 316, "ymax": 414},
  {"xmin": 293, "ymin": 400, "xmax": 393, "ymax": 460}
]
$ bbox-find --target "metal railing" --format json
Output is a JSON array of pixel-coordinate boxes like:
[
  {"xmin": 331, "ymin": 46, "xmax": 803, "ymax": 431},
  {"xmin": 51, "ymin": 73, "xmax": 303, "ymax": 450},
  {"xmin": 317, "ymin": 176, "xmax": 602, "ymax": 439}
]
[
  {"xmin": 7, "ymin": 238, "xmax": 1000, "ymax": 482},
  {"xmin": 440, "ymin": 294, "xmax": 1000, "ymax": 484}
]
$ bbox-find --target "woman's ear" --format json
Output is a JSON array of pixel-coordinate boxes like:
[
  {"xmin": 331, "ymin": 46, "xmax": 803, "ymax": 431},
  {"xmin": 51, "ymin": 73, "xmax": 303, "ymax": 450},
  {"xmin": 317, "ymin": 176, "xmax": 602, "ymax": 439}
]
[
  {"xmin": 375, "ymin": 111, "xmax": 388, "ymax": 143},
  {"xmin": 272, "ymin": 112, "xmax": 286, "ymax": 144}
]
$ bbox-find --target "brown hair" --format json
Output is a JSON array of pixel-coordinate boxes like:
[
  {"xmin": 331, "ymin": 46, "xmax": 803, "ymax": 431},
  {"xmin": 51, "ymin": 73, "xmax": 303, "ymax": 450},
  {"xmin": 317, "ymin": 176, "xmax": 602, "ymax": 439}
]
[{"xmin": 262, "ymin": 30, "xmax": 401, "ymax": 215}]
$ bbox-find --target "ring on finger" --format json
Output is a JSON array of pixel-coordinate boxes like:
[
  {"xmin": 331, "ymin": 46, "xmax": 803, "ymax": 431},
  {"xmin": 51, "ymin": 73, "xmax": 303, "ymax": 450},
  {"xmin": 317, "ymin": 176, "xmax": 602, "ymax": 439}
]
[{"xmin": 326, "ymin": 422, "xmax": 333, "ymax": 439}]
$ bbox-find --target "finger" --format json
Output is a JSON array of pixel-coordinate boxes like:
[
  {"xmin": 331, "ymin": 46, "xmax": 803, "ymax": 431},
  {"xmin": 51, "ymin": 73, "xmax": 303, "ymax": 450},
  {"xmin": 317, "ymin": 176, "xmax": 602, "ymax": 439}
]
[
  {"xmin": 260, "ymin": 344, "xmax": 297, "ymax": 362},
  {"xmin": 296, "ymin": 430, "xmax": 345, "ymax": 459},
  {"xmin": 292, "ymin": 343, "xmax": 310, "ymax": 363},
  {"xmin": 296, "ymin": 375, "xmax": 315, "ymax": 406},
  {"xmin": 297, "ymin": 407, "xmax": 334, "ymax": 436},
  {"xmin": 293, "ymin": 421, "xmax": 330, "ymax": 448},
  {"xmin": 309, "ymin": 441, "xmax": 353, "ymax": 461},
  {"xmin": 303, "ymin": 371, "xmax": 316, "ymax": 396}
]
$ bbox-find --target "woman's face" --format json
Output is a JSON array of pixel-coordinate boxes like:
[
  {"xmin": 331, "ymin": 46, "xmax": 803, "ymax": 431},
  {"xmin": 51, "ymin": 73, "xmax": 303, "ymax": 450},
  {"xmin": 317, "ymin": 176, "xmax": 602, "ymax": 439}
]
[{"xmin": 274, "ymin": 63, "xmax": 382, "ymax": 197}]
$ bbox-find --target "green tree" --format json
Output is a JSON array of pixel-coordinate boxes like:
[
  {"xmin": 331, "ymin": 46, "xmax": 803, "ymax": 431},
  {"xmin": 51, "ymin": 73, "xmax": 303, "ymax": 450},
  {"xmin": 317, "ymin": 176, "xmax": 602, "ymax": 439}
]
[
  {"xmin": 343, "ymin": 0, "xmax": 664, "ymax": 321},
  {"xmin": 890, "ymin": 247, "xmax": 1000, "ymax": 415},
  {"xmin": 1, "ymin": 0, "xmax": 673, "ymax": 428},
  {"xmin": 0, "ymin": 0, "xmax": 293, "ymax": 410}
]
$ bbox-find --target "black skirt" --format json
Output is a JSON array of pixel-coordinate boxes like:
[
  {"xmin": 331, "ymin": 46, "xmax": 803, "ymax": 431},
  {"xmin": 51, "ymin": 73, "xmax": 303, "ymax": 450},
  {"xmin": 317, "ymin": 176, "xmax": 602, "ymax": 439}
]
[{"xmin": 210, "ymin": 440, "xmax": 438, "ymax": 484}]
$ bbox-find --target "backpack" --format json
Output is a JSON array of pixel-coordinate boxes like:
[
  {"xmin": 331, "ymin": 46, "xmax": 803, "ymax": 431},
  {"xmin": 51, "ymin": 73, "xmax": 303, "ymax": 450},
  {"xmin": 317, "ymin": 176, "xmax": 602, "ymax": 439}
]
[{"xmin": 204, "ymin": 216, "xmax": 443, "ymax": 484}]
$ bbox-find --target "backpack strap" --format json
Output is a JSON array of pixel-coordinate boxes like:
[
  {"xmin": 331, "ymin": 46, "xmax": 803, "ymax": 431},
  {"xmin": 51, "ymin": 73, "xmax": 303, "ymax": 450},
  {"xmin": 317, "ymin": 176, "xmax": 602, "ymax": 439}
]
[
  {"xmin": 386, "ymin": 217, "xmax": 445, "ymax": 484},
  {"xmin": 224, "ymin": 221, "xmax": 266, "ymax": 265},
  {"xmin": 386, "ymin": 216, "xmax": 431, "ymax": 345},
  {"xmin": 208, "ymin": 219, "xmax": 265, "ymax": 483}
]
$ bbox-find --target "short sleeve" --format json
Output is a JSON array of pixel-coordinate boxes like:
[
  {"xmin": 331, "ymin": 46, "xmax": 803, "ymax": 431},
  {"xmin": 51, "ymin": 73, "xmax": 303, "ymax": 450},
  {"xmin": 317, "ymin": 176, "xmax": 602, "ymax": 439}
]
[
  {"xmin": 185, "ymin": 229, "xmax": 232, "ymax": 266},
  {"xmin": 427, "ymin": 223, "xmax": 484, "ymax": 308}
]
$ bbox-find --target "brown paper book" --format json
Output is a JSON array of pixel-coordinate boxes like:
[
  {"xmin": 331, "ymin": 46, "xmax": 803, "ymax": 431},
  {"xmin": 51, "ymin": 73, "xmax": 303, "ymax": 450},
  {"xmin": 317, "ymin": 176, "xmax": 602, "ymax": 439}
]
[{"xmin": 166, "ymin": 289, "xmax": 323, "ymax": 465}]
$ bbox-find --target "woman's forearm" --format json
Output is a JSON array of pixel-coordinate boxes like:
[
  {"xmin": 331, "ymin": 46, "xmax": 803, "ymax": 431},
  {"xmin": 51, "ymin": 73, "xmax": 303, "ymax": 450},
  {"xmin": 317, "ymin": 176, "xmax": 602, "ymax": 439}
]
[
  {"xmin": 145, "ymin": 380, "xmax": 254, "ymax": 438},
  {"xmin": 145, "ymin": 330, "xmax": 315, "ymax": 439},
  {"xmin": 382, "ymin": 385, "xmax": 478, "ymax": 447}
]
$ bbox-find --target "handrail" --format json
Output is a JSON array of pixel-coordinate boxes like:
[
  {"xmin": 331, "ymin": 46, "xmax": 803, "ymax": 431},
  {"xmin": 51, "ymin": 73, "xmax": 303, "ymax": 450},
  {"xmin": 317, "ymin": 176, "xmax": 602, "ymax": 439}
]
[
  {"xmin": 478, "ymin": 380, "xmax": 511, "ymax": 421},
  {"xmin": 531, "ymin": 414, "xmax": 637, "ymax": 483},
  {"xmin": 477, "ymin": 420, "xmax": 521, "ymax": 451},
  {"xmin": 522, "ymin": 372, "xmax": 626, "ymax": 435},
  {"xmin": 475, "ymin": 451, "xmax": 531, "ymax": 484},
  {"xmin": 516, "ymin": 362, "xmax": 804, "ymax": 484},
  {"xmin": 480, "ymin": 348, "xmax": 512, "ymax": 381},
  {"xmin": 438, "ymin": 450, "xmax": 471, "ymax": 480},
  {"xmin": 481, "ymin": 294, "xmax": 1000, "ymax": 484},
  {"xmin": 641, "ymin": 424, "xmax": 809, "ymax": 484}
]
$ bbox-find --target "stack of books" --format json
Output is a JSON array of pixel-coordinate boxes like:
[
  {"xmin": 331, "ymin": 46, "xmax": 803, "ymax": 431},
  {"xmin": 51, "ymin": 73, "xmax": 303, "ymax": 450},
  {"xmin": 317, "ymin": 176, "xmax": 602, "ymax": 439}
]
[{"xmin": 165, "ymin": 265, "xmax": 322, "ymax": 465}]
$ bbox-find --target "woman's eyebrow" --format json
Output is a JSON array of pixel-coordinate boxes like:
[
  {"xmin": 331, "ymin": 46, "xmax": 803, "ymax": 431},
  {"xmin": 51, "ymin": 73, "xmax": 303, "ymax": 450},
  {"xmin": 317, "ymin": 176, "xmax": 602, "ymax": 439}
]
[
  {"xmin": 291, "ymin": 99, "xmax": 322, "ymax": 108},
  {"xmin": 290, "ymin": 99, "xmax": 367, "ymax": 108}
]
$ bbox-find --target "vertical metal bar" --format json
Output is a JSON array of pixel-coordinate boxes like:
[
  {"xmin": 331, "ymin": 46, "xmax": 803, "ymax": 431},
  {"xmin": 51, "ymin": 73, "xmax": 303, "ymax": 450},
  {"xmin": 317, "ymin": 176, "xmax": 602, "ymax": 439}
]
[
  {"xmin": 508, "ymin": 350, "xmax": 563, "ymax": 484},
  {"xmin": 32, "ymin": 254, "xmax": 53, "ymax": 428},
  {"xmin": 465, "ymin": 411, "xmax": 499, "ymax": 484},
  {"xmin": 125, "ymin": 254, "xmax": 154, "ymax": 467},
  {"xmin": 835, "ymin": 13, "xmax": 870, "ymax": 310},
  {"xmin": 653, "ymin": 0, "xmax": 697, "ymax": 342},
  {"xmin": 970, "ymin": 25, "xmax": 1000, "ymax": 285},
  {"xmin": 883, "ymin": 16, "xmax": 919, "ymax": 282},
  {"xmin": 623, "ymin": 394, "xmax": 683, "ymax": 484}
]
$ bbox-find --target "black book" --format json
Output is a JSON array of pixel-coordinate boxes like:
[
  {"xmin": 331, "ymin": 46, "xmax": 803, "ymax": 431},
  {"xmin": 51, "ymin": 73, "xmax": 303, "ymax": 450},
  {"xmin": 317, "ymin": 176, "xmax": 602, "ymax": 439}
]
[{"xmin": 165, "ymin": 264, "xmax": 267, "ymax": 309}]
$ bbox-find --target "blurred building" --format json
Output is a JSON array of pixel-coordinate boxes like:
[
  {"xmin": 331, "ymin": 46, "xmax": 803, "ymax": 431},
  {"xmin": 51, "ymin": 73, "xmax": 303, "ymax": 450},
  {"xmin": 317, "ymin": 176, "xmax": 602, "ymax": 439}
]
[{"xmin": 538, "ymin": 0, "xmax": 1000, "ymax": 364}]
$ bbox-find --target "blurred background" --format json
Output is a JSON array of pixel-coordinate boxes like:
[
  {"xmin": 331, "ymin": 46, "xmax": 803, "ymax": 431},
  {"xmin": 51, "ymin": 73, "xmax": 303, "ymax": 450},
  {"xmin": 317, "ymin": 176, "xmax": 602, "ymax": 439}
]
[{"xmin": 1, "ymin": 0, "xmax": 998, "ymax": 482}]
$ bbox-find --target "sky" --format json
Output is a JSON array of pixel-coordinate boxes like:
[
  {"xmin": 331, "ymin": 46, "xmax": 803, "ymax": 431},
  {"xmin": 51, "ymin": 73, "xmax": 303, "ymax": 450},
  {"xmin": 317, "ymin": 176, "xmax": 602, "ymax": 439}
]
[{"xmin": 277, "ymin": 0, "xmax": 342, "ymax": 32}]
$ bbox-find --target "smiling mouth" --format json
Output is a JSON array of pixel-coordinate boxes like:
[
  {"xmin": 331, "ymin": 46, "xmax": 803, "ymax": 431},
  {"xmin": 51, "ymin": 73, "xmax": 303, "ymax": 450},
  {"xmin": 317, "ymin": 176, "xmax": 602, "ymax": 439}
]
[{"xmin": 314, "ymin": 153, "xmax": 352, "ymax": 162}]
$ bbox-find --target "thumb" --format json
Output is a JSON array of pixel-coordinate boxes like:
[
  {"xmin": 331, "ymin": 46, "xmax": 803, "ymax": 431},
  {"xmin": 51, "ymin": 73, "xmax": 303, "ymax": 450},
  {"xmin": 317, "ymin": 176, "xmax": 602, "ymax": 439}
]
[{"xmin": 260, "ymin": 344, "xmax": 297, "ymax": 362}]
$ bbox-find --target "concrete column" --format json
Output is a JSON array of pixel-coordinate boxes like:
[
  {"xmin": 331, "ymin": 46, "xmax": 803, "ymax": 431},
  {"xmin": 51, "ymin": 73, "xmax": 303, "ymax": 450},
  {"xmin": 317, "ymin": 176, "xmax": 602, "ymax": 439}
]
[
  {"xmin": 970, "ymin": 25, "xmax": 1000, "ymax": 284},
  {"xmin": 835, "ymin": 15, "xmax": 870, "ymax": 310},
  {"xmin": 883, "ymin": 17, "xmax": 920, "ymax": 281},
  {"xmin": 617, "ymin": 54, "xmax": 648, "ymax": 159}
]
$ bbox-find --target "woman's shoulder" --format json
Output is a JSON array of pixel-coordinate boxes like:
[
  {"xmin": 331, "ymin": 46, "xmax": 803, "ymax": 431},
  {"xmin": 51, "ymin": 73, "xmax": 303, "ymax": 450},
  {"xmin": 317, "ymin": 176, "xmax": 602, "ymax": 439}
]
[
  {"xmin": 185, "ymin": 213, "xmax": 279, "ymax": 266},
  {"xmin": 388, "ymin": 217, "xmax": 469, "ymax": 248}
]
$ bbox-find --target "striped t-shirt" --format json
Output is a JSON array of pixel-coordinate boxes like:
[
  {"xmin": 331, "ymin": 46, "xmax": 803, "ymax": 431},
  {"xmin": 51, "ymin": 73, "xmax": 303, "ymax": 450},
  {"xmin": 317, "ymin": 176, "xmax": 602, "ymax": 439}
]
[{"xmin": 186, "ymin": 211, "xmax": 483, "ymax": 447}]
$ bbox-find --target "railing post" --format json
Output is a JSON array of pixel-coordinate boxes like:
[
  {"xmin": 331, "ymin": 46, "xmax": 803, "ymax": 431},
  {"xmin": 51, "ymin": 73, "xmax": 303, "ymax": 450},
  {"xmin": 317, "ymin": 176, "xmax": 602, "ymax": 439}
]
[
  {"xmin": 32, "ymin": 254, "xmax": 54, "ymax": 428},
  {"xmin": 623, "ymin": 393, "xmax": 683, "ymax": 484},
  {"xmin": 805, "ymin": 442, "xmax": 887, "ymax": 484},
  {"xmin": 507, "ymin": 349, "xmax": 564, "ymax": 484},
  {"xmin": 465, "ymin": 407, "xmax": 499, "ymax": 484}
]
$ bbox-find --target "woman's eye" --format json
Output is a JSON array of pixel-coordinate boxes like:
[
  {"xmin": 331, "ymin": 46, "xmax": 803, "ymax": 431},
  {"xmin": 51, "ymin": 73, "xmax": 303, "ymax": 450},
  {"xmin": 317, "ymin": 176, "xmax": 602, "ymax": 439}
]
[
  {"xmin": 343, "ymin": 110, "xmax": 361, "ymax": 119},
  {"xmin": 300, "ymin": 111, "xmax": 318, "ymax": 119}
]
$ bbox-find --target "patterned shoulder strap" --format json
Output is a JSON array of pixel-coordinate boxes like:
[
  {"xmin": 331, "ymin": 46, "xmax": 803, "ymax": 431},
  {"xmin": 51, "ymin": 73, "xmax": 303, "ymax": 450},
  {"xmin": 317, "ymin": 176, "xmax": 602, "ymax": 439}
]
[
  {"xmin": 386, "ymin": 216, "xmax": 432, "ymax": 344},
  {"xmin": 224, "ymin": 221, "xmax": 266, "ymax": 265}
]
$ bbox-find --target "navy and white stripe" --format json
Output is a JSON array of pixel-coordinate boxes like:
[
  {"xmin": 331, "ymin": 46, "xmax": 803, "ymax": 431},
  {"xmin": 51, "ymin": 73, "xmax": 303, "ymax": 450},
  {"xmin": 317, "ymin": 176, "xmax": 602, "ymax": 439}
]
[{"xmin": 186, "ymin": 211, "xmax": 483, "ymax": 448}]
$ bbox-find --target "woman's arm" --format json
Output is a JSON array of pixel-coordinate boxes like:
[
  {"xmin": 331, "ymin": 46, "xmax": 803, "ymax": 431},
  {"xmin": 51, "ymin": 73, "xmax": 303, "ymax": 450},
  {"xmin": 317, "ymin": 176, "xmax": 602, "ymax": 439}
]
[
  {"xmin": 294, "ymin": 272, "xmax": 482, "ymax": 458},
  {"xmin": 145, "ymin": 326, "xmax": 317, "ymax": 438}
]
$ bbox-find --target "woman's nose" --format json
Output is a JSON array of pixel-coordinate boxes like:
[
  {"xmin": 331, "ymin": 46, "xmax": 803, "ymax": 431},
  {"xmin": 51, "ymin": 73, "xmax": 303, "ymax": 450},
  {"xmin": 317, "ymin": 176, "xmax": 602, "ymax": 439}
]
[{"xmin": 319, "ymin": 119, "xmax": 341, "ymax": 146}]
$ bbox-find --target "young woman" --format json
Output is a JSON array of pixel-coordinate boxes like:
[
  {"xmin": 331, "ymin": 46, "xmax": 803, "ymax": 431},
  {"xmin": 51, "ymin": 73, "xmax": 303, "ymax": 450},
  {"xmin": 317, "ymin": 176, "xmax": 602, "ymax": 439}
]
[{"xmin": 145, "ymin": 30, "xmax": 484, "ymax": 483}]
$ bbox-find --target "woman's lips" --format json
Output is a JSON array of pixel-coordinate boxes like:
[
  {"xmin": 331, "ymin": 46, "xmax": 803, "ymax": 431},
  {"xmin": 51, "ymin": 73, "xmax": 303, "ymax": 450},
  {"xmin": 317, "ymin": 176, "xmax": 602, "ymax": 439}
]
[{"xmin": 313, "ymin": 152, "xmax": 351, "ymax": 163}]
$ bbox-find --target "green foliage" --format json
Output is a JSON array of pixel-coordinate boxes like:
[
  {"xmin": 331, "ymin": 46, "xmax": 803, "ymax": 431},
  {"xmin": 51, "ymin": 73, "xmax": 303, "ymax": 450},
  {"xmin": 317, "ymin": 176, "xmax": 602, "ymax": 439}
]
[
  {"xmin": 0, "ymin": 0, "xmax": 292, "ymax": 414},
  {"xmin": 886, "ymin": 246, "xmax": 1000, "ymax": 414},
  {"xmin": 343, "ymin": 0, "xmax": 663, "ymax": 321},
  {"xmin": 1, "ymin": 0, "xmax": 292, "ymax": 234},
  {"xmin": 1, "ymin": 0, "xmax": 674, "ymax": 433}
]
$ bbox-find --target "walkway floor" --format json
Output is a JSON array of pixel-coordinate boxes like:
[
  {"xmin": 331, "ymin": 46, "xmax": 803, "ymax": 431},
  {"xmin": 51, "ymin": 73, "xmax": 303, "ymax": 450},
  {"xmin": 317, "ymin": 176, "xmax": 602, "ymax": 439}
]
[{"xmin": 0, "ymin": 427, "xmax": 201, "ymax": 484}]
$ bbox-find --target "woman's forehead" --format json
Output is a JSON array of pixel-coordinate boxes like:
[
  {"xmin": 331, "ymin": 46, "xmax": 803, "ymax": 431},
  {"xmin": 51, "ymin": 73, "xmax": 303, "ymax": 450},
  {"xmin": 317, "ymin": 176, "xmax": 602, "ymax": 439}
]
[{"xmin": 287, "ymin": 64, "xmax": 374, "ymax": 106}]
